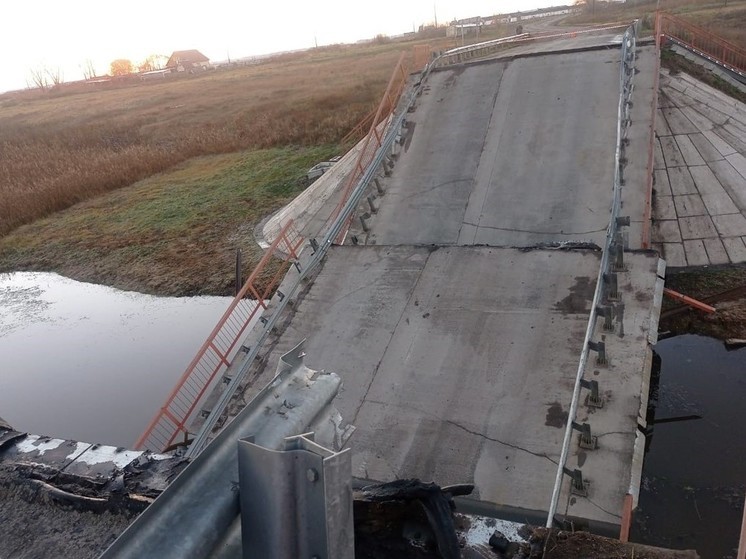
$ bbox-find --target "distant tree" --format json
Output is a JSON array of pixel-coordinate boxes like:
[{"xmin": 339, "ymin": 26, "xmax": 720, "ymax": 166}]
[
  {"xmin": 26, "ymin": 65, "xmax": 63, "ymax": 90},
  {"xmin": 138, "ymin": 54, "xmax": 168, "ymax": 73},
  {"xmin": 45, "ymin": 67, "xmax": 63, "ymax": 86},
  {"xmin": 110, "ymin": 58, "xmax": 134, "ymax": 76},
  {"xmin": 28, "ymin": 66, "xmax": 49, "ymax": 90},
  {"xmin": 82, "ymin": 59, "xmax": 97, "ymax": 80}
]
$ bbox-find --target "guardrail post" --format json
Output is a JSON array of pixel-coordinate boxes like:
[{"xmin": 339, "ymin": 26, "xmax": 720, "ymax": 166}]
[
  {"xmin": 588, "ymin": 340, "xmax": 607, "ymax": 366},
  {"xmin": 238, "ymin": 434, "xmax": 354, "ymax": 559},
  {"xmin": 374, "ymin": 177, "xmax": 386, "ymax": 196},
  {"xmin": 360, "ymin": 213, "xmax": 371, "ymax": 233},
  {"xmin": 580, "ymin": 378, "xmax": 604, "ymax": 408},
  {"xmin": 367, "ymin": 195, "xmax": 378, "ymax": 214},
  {"xmin": 597, "ymin": 305, "xmax": 615, "ymax": 332},
  {"xmin": 562, "ymin": 467, "xmax": 588, "ymax": 497},
  {"xmin": 571, "ymin": 421, "xmax": 597, "ymax": 450},
  {"xmin": 603, "ymin": 272, "xmax": 619, "ymax": 301}
]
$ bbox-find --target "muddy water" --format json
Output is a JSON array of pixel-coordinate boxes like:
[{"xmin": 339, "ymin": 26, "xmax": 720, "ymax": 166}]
[
  {"xmin": 632, "ymin": 334, "xmax": 746, "ymax": 559},
  {"xmin": 0, "ymin": 272, "xmax": 231, "ymax": 448}
]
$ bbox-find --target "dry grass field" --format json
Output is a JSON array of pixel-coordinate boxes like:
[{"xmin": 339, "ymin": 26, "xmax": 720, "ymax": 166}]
[
  {"xmin": 0, "ymin": 35, "xmax": 462, "ymax": 294},
  {"xmin": 0, "ymin": 44, "xmax": 414, "ymax": 237}
]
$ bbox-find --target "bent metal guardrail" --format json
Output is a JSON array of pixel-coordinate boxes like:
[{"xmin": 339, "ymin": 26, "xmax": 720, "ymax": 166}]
[
  {"xmin": 546, "ymin": 20, "xmax": 639, "ymax": 526},
  {"xmin": 657, "ymin": 11, "xmax": 746, "ymax": 77},
  {"xmin": 135, "ymin": 220, "xmax": 303, "ymax": 451}
]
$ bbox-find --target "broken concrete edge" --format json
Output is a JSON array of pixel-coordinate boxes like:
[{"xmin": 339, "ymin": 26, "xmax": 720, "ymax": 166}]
[{"xmin": 0, "ymin": 427, "xmax": 187, "ymax": 515}]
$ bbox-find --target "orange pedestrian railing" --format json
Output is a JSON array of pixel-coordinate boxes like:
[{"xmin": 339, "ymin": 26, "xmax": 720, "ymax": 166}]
[
  {"xmin": 657, "ymin": 11, "xmax": 746, "ymax": 76},
  {"xmin": 135, "ymin": 220, "xmax": 304, "ymax": 451},
  {"xmin": 327, "ymin": 52, "xmax": 412, "ymax": 244}
]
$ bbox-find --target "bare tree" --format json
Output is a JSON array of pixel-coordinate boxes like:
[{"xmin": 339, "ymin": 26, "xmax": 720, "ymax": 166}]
[
  {"xmin": 28, "ymin": 66, "xmax": 49, "ymax": 91},
  {"xmin": 45, "ymin": 67, "xmax": 64, "ymax": 87},
  {"xmin": 82, "ymin": 59, "xmax": 97, "ymax": 80}
]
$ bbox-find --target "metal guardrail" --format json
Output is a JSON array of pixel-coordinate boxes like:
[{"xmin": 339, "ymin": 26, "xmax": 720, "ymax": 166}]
[
  {"xmin": 432, "ymin": 23, "xmax": 632, "ymax": 68},
  {"xmin": 546, "ymin": 20, "xmax": 639, "ymax": 526},
  {"xmin": 657, "ymin": 11, "xmax": 746, "ymax": 77},
  {"xmin": 102, "ymin": 342, "xmax": 348, "ymax": 559},
  {"xmin": 135, "ymin": 220, "xmax": 303, "ymax": 451}
]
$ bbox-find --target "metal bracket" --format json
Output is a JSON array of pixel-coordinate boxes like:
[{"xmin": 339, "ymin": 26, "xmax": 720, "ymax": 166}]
[
  {"xmin": 581, "ymin": 378, "xmax": 604, "ymax": 408},
  {"xmin": 588, "ymin": 340, "xmax": 607, "ymax": 365},
  {"xmin": 572, "ymin": 421, "xmax": 598, "ymax": 450},
  {"xmin": 615, "ymin": 216, "xmax": 631, "ymax": 228},
  {"xmin": 563, "ymin": 467, "xmax": 589, "ymax": 497},
  {"xmin": 603, "ymin": 272, "xmax": 619, "ymax": 301},
  {"xmin": 610, "ymin": 235, "xmax": 626, "ymax": 272},
  {"xmin": 596, "ymin": 305, "xmax": 614, "ymax": 332}
]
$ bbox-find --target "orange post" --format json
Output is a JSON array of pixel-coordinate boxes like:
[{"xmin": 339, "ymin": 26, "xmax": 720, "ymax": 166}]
[
  {"xmin": 663, "ymin": 288, "xmax": 716, "ymax": 314},
  {"xmin": 619, "ymin": 493, "xmax": 634, "ymax": 542}
]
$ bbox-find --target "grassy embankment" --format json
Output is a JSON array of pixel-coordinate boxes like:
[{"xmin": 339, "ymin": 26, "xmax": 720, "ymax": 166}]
[
  {"xmin": 567, "ymin": 0, "xmax": 746, "ymax": 45},
  {"xmin": 0, "ymin": 39, "xmax": 453, "ymax": 295}
]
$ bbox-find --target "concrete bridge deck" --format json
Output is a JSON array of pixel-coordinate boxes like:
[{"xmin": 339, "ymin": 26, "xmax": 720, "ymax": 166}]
[{"xmin": 230, "ymin": 34, "xmax": 664, "ymax": 529}]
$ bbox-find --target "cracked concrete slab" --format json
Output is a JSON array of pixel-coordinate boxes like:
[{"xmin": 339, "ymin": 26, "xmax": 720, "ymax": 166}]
[
  {"xmin": 712, "ymin": 213, "xmax": 746, "ymax": 237},
  {"xmin": 667, "ymin": 166, "xmax": 697, "ymax": 195},
  {"xmin": 654, "ymin": 169, "xmax": 672, "ymax": 196},
  {"xmin": 674, "ymin": 135, "xmax": 705, "ymax": 166},
  {"xmin": 703, "ymin": 238, "xmax": 730, "ymax": 264},
  {"xmin": 723, "ymin": 237, "xmax": 746, "ymax": 261},
  {"xmin": 703, "ymin": 129, "xmax": 737, "ymax": 156},
  {"xmin": 653, "ymin": 220, "xmax": 682, "ymax": 243},
  {"xmin": 688, "ymin": 133, "xmax": 723, "ymax": 162},
  {"xmin": 683, "ymin": 239, "xmax": 709, "ymax": 266},
  {"xmin": 679, "ymin": 215, "xmax": 718, "ymax": 239},
  {"xmin": 251, "ymin": 245, "xmax": 661, "ymax": 528},
  {"xmin": 662, "ymin": 242, "xmax": 687, "ymax": 266},
  {"xmin": 673, "ymin": 194, "xmax": 706, "ymax": 217},
  {"xmin": 660, "ymin": 136, "xmax": 687, "ymax": 168},
  {"xmin": 654, "ymin": 196, "xmax": 677, "ymax": 220}
]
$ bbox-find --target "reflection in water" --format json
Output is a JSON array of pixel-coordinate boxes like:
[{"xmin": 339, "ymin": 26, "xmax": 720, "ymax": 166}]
[
  {"xmin": 0, "ymin": 272, "xmax": 231, "ymax": 448},
  {"xmin": 633, "ymin": 334, "xmax": 746, "ymax": 559}
]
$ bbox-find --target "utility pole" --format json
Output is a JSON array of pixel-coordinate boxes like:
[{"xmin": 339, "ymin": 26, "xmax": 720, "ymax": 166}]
[{"xmin": 434, "ymin": 3, "xmax": 438, "ymax": 28}]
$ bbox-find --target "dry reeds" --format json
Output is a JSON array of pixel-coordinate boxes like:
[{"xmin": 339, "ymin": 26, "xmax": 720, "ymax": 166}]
[{"xmin": 0, "ymin": 45, "xmax": 405, "ymax": 236}]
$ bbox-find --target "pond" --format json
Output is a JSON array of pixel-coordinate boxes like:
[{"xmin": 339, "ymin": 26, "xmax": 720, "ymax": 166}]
[
  {"xmin": 0, "ymin": 272, "xmax": 232, "ymax": 448},
  {"xmin": 632, "ymin": 334, "xmax": 746, "ymax": 559}
]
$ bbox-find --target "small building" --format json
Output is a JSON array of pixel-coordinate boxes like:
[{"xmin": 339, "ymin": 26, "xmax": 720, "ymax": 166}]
[{"xmin": 166, "ymin": 50, "xmax": 211, "ymax": 72}]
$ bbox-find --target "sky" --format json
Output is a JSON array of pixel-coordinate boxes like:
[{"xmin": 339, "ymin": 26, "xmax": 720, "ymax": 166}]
[{"xmin": 1, "ymin": 0, "xmax": 562, "ymax": 94}]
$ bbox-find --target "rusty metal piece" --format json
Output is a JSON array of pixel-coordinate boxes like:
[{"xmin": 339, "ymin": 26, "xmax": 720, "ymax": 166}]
[{"xmin": 663, "ymin": 287, "xmax": 716, "ymax": 314}]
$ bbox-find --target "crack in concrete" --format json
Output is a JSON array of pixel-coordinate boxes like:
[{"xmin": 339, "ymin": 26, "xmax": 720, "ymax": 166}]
[
  {"xmin": 349, "ymin": 250, "xmax": 433, "ymax": 427},
  {"xmin": 442, "ymin": 418, "xmax": 560, "ymax": 467},
  {"xmin": 361, "ymin": 397, "xmax": 559, "ymax": 468}
]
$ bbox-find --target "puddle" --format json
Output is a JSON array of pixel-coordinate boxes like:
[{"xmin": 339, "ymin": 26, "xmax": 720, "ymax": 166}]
[
  {"xmin": 0, "ymin": 272, "xmax": 232, "ymax": 448},
  {"xmin": 632, "ymin": 334, "xmax": 746, "ymax": 558}
]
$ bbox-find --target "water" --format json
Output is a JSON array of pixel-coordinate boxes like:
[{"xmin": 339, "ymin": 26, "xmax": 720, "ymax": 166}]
[
  {"xmin": 0, "ymin": 272, "xmax": 232, "ymax": 448},
  {"xmin": 632, "ymin": 334, "xmax": 746, "ymax": 559}
]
